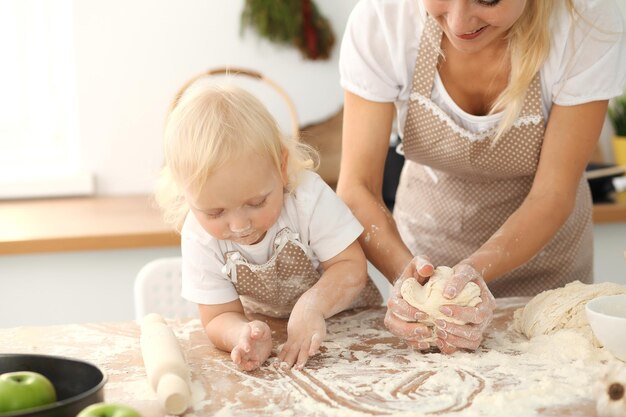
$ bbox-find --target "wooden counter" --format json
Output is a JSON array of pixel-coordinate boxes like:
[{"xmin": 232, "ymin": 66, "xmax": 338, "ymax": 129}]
[
  {"xmin": 0, "ymin": 195, "xmax": 180, "ymax": 255},
  {"xmin": 592, "ymin": 201, "xmax": 626, "ymax": 224},
  {"xmin": 0, "ymin": 195, "xmax": 625, "ymax": 255},
  {"xmin": 0, "ymin": 300, "xmax": 612, "ymax": 416}
]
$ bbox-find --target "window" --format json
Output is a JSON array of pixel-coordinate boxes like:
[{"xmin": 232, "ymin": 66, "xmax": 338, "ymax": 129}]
[{"xmin": 0, "ymin": 0, "xmax": 92, "ymax": 199}]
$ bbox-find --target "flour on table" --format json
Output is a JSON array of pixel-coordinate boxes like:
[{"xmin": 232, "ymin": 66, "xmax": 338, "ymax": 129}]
[
  {"xmin": 400, "ymin": 266, "xmax": 482, "ymax": 335},
  {"xmin": 2, "ymin": 299, "xmax": 614, "ymax": 417},
  {"xmin": 513, "ymin": 280, "xmax": 626, "ymax": 347}
]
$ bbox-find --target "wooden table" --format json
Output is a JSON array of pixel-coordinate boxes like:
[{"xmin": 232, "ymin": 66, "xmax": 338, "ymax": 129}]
[{"xmin": 0, "ymin": 299, "xmax": 610, "ymax": 416}]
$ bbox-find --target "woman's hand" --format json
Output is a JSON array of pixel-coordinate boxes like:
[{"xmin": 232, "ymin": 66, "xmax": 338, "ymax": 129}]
[
  {"xmin": 434, "ymin": 263, "xmax": 496, "ymax": 354},
  {"xmin": 277, "ymin": 302, "xmax": 327, "ymax": 370},
  {"xmin": 384, "ymin": 255, "xmax": 436, "ymax": 350},
  {"xmin": 231, "ymin": 320, "xmax": 273, "ymax": 371}
]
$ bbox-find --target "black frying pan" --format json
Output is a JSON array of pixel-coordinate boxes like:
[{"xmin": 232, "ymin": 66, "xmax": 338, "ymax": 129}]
[{"xmin": 0, "ymin": 354, "xmax": 106, "ymax": 417}]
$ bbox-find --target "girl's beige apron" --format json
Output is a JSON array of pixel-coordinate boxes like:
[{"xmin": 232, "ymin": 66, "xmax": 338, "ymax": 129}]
[
  {"xmin": 223, "ymin": 228, "xmax": 382, "ymax": 318},
  {"xmin": 394, "ymin": 17, "xmax": 593, "ymax": 297}
]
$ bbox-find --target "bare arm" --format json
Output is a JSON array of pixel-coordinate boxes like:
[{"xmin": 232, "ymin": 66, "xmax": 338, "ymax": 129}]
[
  {"xmin": 301, "ymin": 239, "xmax": 368, "ymax": 318},
  {"xmin": 337, "ymin": 90, "xmax": 434, "ymax": 350},
  {"xmin": 199, "ymin": 299, "xmax": 272, "ymax": 371},
  {"xmin": 435, "ymin": 101, "xmax": 608, "ymax": 354},
  {"xmin": 336, "ymin": 91, "xmax": 414, "ymax": 283},
  {"xmin": 277, "ymin": 240, "xmax": 368, "ymax": 368},
  {"xmin": 199, "ymin": 300, "xmax": 249, "ymax": 351},
  {"xmin": 459, "ymin": 100, "xmax": 608, "ymax": 283}
]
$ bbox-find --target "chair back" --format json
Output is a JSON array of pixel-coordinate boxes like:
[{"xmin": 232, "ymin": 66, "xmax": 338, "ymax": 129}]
[{"xmin": 133, "ymin": 257, "xmax": 197, "ymax": 320}]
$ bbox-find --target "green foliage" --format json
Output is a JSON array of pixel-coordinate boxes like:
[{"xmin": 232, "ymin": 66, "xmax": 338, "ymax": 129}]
[
  {"xmin": 241, "ymin": 0, "xmax": 335, "ymax": 60},
  {"xmin": 608, "ymin": 93, "xmax": 626, "ymax": 136}
]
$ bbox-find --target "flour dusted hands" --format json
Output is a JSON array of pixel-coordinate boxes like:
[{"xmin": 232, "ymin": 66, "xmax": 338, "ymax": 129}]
[
  {"xmin": 434, "ymin": 263, "xmax": 496, "ymax": 354},
  {"xmin": 231, "ymin": 320, "xmax": 273, "ymax": 372},
  {"xmin": 277, "ymin": 302, "xmax": 327, "ymax": 370},
  {"xmin": 384, "ymin": 255, "xmax": 437, "ymax": 351}
]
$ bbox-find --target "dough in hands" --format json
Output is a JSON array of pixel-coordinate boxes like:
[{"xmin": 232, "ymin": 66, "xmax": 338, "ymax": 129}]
[
  {"xmin": 513, "ymin": 280, "xmax": 626, "ymax": 347},
  {"xmin": 400, "ymin": 266, "xmax": 482, "ymax": 329}
]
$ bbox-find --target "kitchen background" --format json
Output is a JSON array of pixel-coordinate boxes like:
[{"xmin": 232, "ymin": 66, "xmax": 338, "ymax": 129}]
[{"xmin": 1, "ymin": 0, "xmax": 625, "ymax": 328}]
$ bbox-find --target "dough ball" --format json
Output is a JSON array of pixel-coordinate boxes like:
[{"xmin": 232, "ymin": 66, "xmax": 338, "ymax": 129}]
[
  {"xmin": 513, "ymin": 280, "xmax": 626, "ymax": 346},
  {"xmin": 400, "ymin": 266, "xmax": 482, "ymax": 326}
]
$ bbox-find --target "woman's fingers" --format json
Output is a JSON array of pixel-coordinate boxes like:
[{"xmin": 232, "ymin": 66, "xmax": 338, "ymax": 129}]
[
  {"xmin": 387, "ymin": 295, "xmax": 428, "ymax": 322},
  {"xmin": 414, "ymin": 255, "xmax": 434, "ymax": 280},
  {"xmin": 384, "ymin": 308, "xmax": 432, "ymax": 340},
  {"xmin": 436, "ymin": 338, "xmax": 459, "ymax": 354}
]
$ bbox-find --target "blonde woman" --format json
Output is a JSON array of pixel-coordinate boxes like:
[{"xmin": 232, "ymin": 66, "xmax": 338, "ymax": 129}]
[
  {"xmin": 338, "ymin": 0, "xmax": 626, "ymax": 354},
  {"xmin": 157, "ymin": 83, "xmax": 381, "ymax": 371}
]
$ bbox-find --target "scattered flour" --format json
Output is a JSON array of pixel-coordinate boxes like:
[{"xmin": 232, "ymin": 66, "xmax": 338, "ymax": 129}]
[{"xmin": 0, "ymin": 298, "xmax": 614, "ymax": 417}]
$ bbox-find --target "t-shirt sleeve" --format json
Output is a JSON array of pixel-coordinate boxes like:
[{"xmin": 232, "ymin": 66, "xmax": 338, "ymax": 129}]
[
  {"xmin": 551, "ymin": 0, "xmax": 626, "ymax": 105},
  {"xmin": 298, "ymin": 173, "xmax": 364, "ymax": 262},
  {"xmin": 339, "ymin": 0, "xmax": 402, "ymax": 102},
  {"xmin": 180, "ymin": 234, "xmax": 239, "ymax": 305}
]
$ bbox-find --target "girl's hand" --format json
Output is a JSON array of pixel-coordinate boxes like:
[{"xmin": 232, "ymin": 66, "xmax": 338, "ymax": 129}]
[
  {"xmin": 435, "ymin": 263, "xmax": 496, "ymax": 354},
  {"xmin": 383, "ymin": 255, "xmax": 436, "ymax": 351},
  {"xmin": 277, "ymin": 305, "xmax": 327, "ymax": 370},
  {"xmin": 231, "ymin": 320, "xmax": 273, "ymax": 371}
]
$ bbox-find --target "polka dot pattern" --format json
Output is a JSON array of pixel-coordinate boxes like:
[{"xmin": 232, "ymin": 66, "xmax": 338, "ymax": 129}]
[
  {"xmin": 393, "ymin": 17, "xmax": 593, "ymax": 297},
  {"xmin": 227, "ymin": 229, "xmax": 382, "ymax": 318}
]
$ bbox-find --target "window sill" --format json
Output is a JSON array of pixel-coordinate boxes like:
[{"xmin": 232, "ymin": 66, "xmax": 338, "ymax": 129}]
[{"xmin": 0, "ymin": 195, "xmax": 180, "ymax": 255}]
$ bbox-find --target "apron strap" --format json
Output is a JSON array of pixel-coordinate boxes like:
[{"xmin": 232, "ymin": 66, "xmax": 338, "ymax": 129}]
[{"xmin": 411, "ymin": 15, "xmax": 442, "ymax": 97}]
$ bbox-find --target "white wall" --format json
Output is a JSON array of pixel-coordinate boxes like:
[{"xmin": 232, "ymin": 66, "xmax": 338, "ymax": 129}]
[
  {"xmin": 71, "ymin": 0, "xmax": 626, "ymax": 194},
  {"xmin": 73, "ymin": 0, "xmax": 358, "ymax": 195}
]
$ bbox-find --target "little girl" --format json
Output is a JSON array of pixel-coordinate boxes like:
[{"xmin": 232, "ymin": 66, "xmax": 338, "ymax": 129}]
[{"xmin": 156, "ymin": 80, "xmax": 382, "ymax": 371}]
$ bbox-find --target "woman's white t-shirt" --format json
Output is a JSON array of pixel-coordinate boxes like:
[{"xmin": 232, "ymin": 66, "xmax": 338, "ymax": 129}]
[
  {"xmin": 180, "ymin": 171, "xmax": 364, "ymax": 305},
  {"xmin": 339, "ymin": 0, "xmax": 626, "ymax": 137}
]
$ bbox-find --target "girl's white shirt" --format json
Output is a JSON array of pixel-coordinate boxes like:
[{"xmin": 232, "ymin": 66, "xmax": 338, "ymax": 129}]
[
  {"xmin": 180, "ymin": 170, "xmax": 364, "ymax": 305},
  {"xmin": 339, "ymin": 0, "xmax": 626, "ymax": 138}
]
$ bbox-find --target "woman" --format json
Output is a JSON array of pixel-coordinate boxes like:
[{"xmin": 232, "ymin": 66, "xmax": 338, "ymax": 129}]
[{"xmin": 337, "ymin": 0, "xmax": 626, "ymax": 354}]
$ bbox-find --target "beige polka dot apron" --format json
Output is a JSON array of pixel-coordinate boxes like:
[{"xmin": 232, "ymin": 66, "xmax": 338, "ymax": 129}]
[
  {"xmin": 393, "ymin": 17, "xmax": 593, "ymax": 297},
  {"xmin": 223, "ymin": 228, "xmax": 382, "ymax": 318}
]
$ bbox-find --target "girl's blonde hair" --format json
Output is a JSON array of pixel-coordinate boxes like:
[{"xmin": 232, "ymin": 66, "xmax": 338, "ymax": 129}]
[
  {"xmin": 156, "ymin": 81, "xmax": 318, "ymax": 230},
  {"xmin": 491, "ymin": 0, "xmax": 576, "ymax": 140}
]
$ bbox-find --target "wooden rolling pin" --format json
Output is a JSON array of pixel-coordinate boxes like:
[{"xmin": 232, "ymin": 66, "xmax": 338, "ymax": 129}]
[{"xmin": 140, "ymin": 313, "xmax": 192, "ymax": 414}]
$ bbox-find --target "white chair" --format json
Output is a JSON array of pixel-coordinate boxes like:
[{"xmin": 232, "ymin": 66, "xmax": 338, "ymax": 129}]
[{"xmin": 133, "ymin": 257, "xmax": 198, "ymax": 320}]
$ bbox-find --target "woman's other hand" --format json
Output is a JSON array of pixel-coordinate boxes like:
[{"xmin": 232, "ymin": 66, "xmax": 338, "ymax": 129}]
[{"xmin": 434, "ymin": 263, "xmax": 496, "ymax": 354}]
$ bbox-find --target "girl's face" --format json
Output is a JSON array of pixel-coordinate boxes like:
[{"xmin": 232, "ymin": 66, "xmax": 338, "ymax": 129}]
[
  {"xmin": 188, "ymin": 150, "xmax": 287, "ymax": 245},
  {"xmin": 422, "ymin": 0, "xmax": 527, "ymax": 54}
]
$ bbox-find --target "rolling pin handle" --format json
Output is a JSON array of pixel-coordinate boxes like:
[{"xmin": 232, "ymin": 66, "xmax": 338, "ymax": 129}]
[{"xmin": 156, "ymin": 372, "xmax": 191, "ymax": 415}]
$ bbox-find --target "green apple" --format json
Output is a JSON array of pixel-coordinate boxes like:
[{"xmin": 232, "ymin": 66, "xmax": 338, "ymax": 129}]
[
  {"xmin": 0, "ymin": 371, "xmax": 57, "ymax": 413},
  {"xmin": 76, "ymin": 403, "xmax": 143, "ymax": 417}
]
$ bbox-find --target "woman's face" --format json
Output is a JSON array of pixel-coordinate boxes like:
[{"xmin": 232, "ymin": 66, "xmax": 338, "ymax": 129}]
[{"xmin": 422, "ymin": 0, "xmax": 527, "ymax": 54}]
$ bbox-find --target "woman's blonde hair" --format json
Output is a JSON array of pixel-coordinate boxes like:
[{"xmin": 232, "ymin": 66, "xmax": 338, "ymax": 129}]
[
  {"xmin": 491, "ymin": 0, "xmax": 576, "ymax": 140},
  {"xmin": 156, "ymin": 81, "xmax": 318, "ymax": 230}
]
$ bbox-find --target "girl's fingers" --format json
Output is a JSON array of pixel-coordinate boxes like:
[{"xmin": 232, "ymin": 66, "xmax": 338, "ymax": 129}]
[
  {"xmin": 309, "ymin": 333, "xmax": 322, "ymax": 356},
  {"xmin": 280, "ymin": 342, "xmax": 301, "ymax": 369},
  {"xmin": 231, "ymin": 346, "xmax": 242, "ymax": 365},
  {"xmin": 295, "ymin": 342, "xmax": 312, "ymax": 370}
]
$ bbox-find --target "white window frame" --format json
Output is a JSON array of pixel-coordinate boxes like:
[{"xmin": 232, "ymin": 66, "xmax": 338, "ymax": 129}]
[{"xmin": 0, "ymin": 0, "xmax": 93, "ymax": 199}]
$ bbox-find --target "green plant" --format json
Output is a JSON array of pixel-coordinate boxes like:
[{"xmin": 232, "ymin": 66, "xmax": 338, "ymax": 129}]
[
  {"xmin": 240, "ymin": 0, "xmax": 335, "ymax": 61},
  {"xmin": 608, "ymin": 93, "xmax": 626, "ymax": 136}
]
